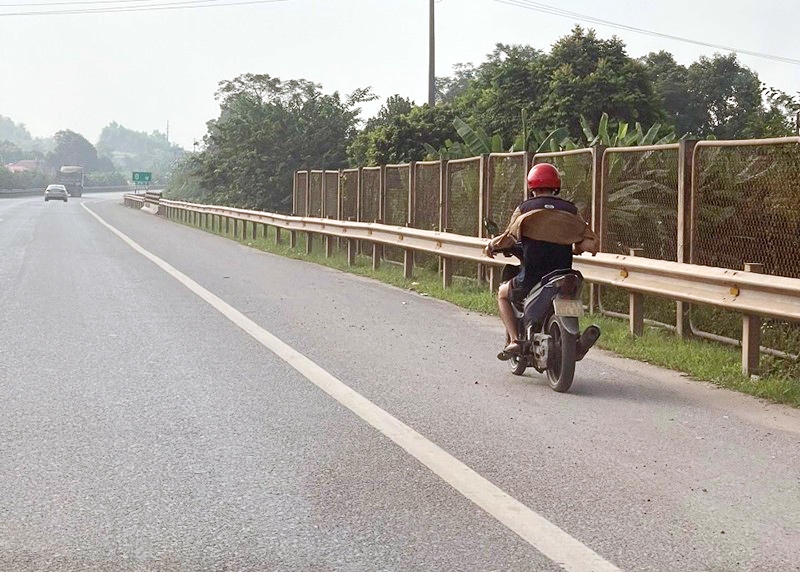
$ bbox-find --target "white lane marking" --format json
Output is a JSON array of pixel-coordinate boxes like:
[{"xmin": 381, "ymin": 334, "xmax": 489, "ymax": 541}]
[{"xmin": 82, "ymin": 203, "xmax": 621, "ymax": 572}]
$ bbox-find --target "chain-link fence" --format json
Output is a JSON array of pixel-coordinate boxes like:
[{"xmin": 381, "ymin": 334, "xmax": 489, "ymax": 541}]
[
  {"xmin": 598, "ymin": 145, "xmax": 681, "ymax": 325},
  {"xmin": 360, "ymin": 167, "xmax": 381, "ymax": 223},
  {"xmin": 340, "ymin": 168, "xmax": 358, "ymax": 221},
  {"xmin": 445, "ymin": 158, "xmax": 481, "ymax": 236},
  {"xmin": 486, "ymin": 153, "xmax": 526, "ymax": 229},
  {"xmin": 385, "ymin": 164, "xmax": 410, "ymax": 263},
  {"xmin": 360, "ymin": 167, "xmax": 382, "ymax": 255},
  {"xmin": 533, "ymin": 149, "xmax": 594, "ymax": 221},
  {"xmin": 691, "ymin": 139, "xmax": 800, "ymax": 355},
  {"xmin": 414, "ymin": 161, "xmax": 442, "ymax": 273},
  {"xmin": 294, "ymin": 171, "xmax": 308, "ymax": 216},
  {"xmin": 445, "ymin": 158, "xmax": 483, "ymax": 281},
  {"xmin": 324, "ymin": 170, "xmax": 338, "ymax": 219},
  {"xmin": 292, "ymin": 137, "xmax": 800, "ymax": 357},
  {"xmin": 308, "ymin": 170, "xmax": 323, "ymax": 218},
  {"xmin": 414, "ymin": 161, "xmax": 441, "ymax": 232}
]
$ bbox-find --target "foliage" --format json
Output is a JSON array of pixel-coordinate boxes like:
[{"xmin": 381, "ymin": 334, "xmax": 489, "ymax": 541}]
[
  {"xmin": 188, "ymin": 73, "xmax": 372, "ymax": 212},
  {"xmin": 442, "ymin": 28, "xmax": 661, "ymax": 147},
  {"xmin": 83, "ymin": 171, "xmax": 127, "ymax": 186},
  {"xmin": 347, "ymin": 97, "xmax": 459, "ymax": 166},
  {"xmin": 97, "ymin": 122, "xmax": 184, "ymax": 182},
  {"xmin": 0, "ymin": 116, "xmax": 35, "ymax": 148},
  {"xmin": 0, "ymin": 115, "xmax": 53, "ymax": 154},
  {"xmin": 46, "ymin": 130, "xmax": 113, "ymax": 173},
  {"xmin": 0, "ymin": 168, "xmax": 49, "ymax": 190},
  {"xmin": 165, "ymin": 155, "xmax": 210, "ymax": 203},
  {"xmin": 0, "ymin": 140, "xmax": 26, "ymax": 164}
]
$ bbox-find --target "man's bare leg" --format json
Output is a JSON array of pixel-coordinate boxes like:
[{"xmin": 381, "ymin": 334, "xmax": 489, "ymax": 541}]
[{"xmin": 497, "ymin": 281, "xmax": 519, "ymax": 345}]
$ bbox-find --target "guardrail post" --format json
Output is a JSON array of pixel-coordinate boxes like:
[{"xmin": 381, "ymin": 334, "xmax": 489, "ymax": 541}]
[
  {"xmin": 252, "ymin": 222, "xmax": 258, "ymax": 240},
  {"xmin": 742, "ymin": 263, "xmax": 763, "ymax": 376},
  {"xmin": 290, "ymin": 227, "xmax": 297, "ymax": 248},
  {"xmin": 489, "ymin": 266, "xmax": 501, "ymax": 293},
  {"xmin": 275, "ymin": 226, "xmax": 281, "ymax": 244},
  {"xmin": 324, "ymin": 221, "xmax": 333, "ymax": 258},
  {"xmin": 225, "ymin": 216, "xmax": 230, "ymax": 236},
  {"xmin": 306, "ymin": 230, "xmax": 313, "ymax": 255},
  {"xmin": 403, "ymin": 223, "xmax": 414, "ymax": 279},
  {"xmin": 442, "ymin": 227, "xmax": 453, "ymax": 288},
  {"xmin": 372, "ymin": 219, "xmax": 383, "ymax": 270},
  {"xmin": 347, "ymin": 217, "xmax": 357, "ymax": 266},
  {"xmin": 676, "ymin": 139, "xmax": 698, "ymax": 337},
  {"xmin": 629, "ymin": 248, "xmax": 644, "ymax": 336}
]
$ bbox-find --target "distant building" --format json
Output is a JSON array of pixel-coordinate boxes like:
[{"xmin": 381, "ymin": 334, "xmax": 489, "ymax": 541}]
[{"xmin": 6, "ymin": 160, "xmax": 42, "ymax": 173}]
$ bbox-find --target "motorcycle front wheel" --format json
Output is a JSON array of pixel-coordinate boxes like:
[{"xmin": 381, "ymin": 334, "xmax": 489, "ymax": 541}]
[{"xmin": 545, "ymin": 315, "xmax": 576, "ymax": 392}]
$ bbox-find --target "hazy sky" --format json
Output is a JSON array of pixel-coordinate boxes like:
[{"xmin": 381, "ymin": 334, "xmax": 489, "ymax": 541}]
[{"xmin": 2, "ymin": 0, "xmax": 798, "ymax": 150}]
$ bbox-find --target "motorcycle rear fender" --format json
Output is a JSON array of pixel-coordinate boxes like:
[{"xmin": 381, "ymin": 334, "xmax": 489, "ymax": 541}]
[{"xmin": 558, "ymin": 315, "xmax": 581, "ymax": 336}]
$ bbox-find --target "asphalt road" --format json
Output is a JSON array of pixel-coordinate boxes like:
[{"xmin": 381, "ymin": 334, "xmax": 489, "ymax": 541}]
[{"xmin": 1, "ymin": 193, "xmax": 798, "ymax": 571}]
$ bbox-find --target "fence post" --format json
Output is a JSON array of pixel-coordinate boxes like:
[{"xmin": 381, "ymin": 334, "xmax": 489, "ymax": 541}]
[
  {"xmin": 742, "ymin": 263, "xmax": 763, "ymax": 376},
  {"xmin": 404, "ymin": 162, "xmax": 416, "ymax": 280},
  {"xmin": 676, "ymin": 139, "xmax": 698, "ymax": 338},
  {"xmin": 440, "ymin": 160, "xmax": 450, "ymax": 284},
  {"xmin": 372, "ymin": 165, "xmax": 386, "ymax": 268},
  {"xmin": 629, "ymin": 248, "xmax": 644, "ymax": 336},
  {"xmin": 478, "ymin": 153, "xmax": 489, "ymax": 285},
  {"xmin": 589, "ymin": 145, "xmax": 606, "ymax": 314}
]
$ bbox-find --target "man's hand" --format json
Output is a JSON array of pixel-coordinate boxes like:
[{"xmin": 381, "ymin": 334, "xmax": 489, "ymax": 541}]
[{"xmin": 484, "ymin": 243, "xmax": 496, "ymax": 258}]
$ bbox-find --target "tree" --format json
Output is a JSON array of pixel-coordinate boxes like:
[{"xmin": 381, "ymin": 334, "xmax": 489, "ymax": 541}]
[
  {"xmin": 97, "ymin": 122, "xmax": 184, "ymax": 181},
  {"xmin": 0, "ymin": 140, "xmax": 24, "ymax": 164},
  {"xmin": 685, "ymin": 53, "xmax": 765, "ymax": 139},
  {"xmin": 0, "ymin": 116, "xmax": 34, "ymax": 148},
  {"xmin": 47, "ymin": 130, "xmax": 106, "ymax": 172},
  {"xmin": 536, "ymin": 27, "xmax": 661, "ymax": 138},
  {"xmin": 347, "ymin": 98, "xmax": 459, "ymax": 165},
  {"xmin": 186, "ymin": 73, "xmax": 372, "ymax": 211},
  {"xmin": 449, "ymin": 43, "xmax": 549, "ymax": 146}
]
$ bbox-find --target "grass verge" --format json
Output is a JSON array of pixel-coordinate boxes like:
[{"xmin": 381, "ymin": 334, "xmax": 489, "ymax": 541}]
[{"xmin": 194, "ymin": 218, "xmax": 800, "ymax": 407}]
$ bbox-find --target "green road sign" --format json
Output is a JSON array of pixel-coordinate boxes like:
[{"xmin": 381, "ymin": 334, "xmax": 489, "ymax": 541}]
[{"xmin": 132, "ymin": 171, "xmax": 152, "ymax": 185}]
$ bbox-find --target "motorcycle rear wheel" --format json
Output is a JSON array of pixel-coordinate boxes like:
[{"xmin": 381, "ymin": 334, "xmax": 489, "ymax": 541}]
[
  {"xmin": 545, "ymin": 315, "xmax": 576, "ymax": 392},
  {"xmin": 509, "ymin": 354, "xmax": 527, "ymax": 376}
]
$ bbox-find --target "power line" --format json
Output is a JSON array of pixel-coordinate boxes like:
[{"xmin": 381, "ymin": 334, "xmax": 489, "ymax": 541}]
[
  {"xmin": 0, "ymin": 0, "xmax": 289, "ymax": 16},
  {"xmin": 494, "ymin": 0, "xmax": 800, "ymax": 66}
]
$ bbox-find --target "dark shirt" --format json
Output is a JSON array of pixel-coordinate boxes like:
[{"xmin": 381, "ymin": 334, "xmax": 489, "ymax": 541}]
[{"xmin": 513, "ymin": 195, "xmax": 578, "ymax": 294}]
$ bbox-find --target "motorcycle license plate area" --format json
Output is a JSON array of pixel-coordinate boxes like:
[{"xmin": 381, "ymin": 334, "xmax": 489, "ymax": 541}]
[{"xmin": 553, "ymin": 298, "xmax": 584, "ymax": 317}]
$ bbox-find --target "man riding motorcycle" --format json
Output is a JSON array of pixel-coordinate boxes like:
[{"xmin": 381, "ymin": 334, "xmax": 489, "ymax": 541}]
[{"xmin": 485, "ymin": 163, "xmax": 598, "ymax": 360}]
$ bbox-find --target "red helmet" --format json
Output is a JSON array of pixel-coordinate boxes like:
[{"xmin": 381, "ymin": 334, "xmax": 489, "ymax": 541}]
[{"xmin": 527, "ymin": 163, "xmax": 561, "ymax": 191}]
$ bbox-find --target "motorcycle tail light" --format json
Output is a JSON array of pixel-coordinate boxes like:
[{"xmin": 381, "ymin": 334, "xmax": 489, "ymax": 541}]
[{"xmin": 558, "ymin": 274, "xmax": 580, "ymax": 297}]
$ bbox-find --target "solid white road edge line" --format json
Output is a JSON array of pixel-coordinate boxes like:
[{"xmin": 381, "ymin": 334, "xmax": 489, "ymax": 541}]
[{"xmin": 83, "ymin": 203, "xmax": 622, "ymax": 572}]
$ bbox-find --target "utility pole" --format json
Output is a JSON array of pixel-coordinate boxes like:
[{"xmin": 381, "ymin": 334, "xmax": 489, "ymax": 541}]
[{"xmin": 428, "ymin": 0, "xmax": 435, "ymax": 106}]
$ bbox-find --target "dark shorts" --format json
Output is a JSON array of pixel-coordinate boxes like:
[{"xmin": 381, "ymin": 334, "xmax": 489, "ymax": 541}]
[{"xmin": 509, "ymin": 274, "xmax": 530, "ymax": 305}]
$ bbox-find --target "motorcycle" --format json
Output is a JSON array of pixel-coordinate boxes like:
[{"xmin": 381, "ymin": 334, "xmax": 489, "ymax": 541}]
[{"xmin": 485, "ymin": 219, "xmax": 601, "ymax": 393}]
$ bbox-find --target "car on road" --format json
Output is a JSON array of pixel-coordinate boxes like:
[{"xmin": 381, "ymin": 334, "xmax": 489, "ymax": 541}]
[{"xmin": 44, "ymin": 184, "xmax": 69, "ymax": 202}]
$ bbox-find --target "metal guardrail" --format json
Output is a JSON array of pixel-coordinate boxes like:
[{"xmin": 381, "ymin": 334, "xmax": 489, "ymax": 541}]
[{"xmin": 127, "ymin": 195, "xmax": 800, "ymax": 374}]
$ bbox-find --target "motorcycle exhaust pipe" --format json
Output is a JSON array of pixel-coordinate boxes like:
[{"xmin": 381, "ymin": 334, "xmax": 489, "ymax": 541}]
[{"xmin": 576, "ymin": 325, "xmax": 601, "ymax": 361}]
